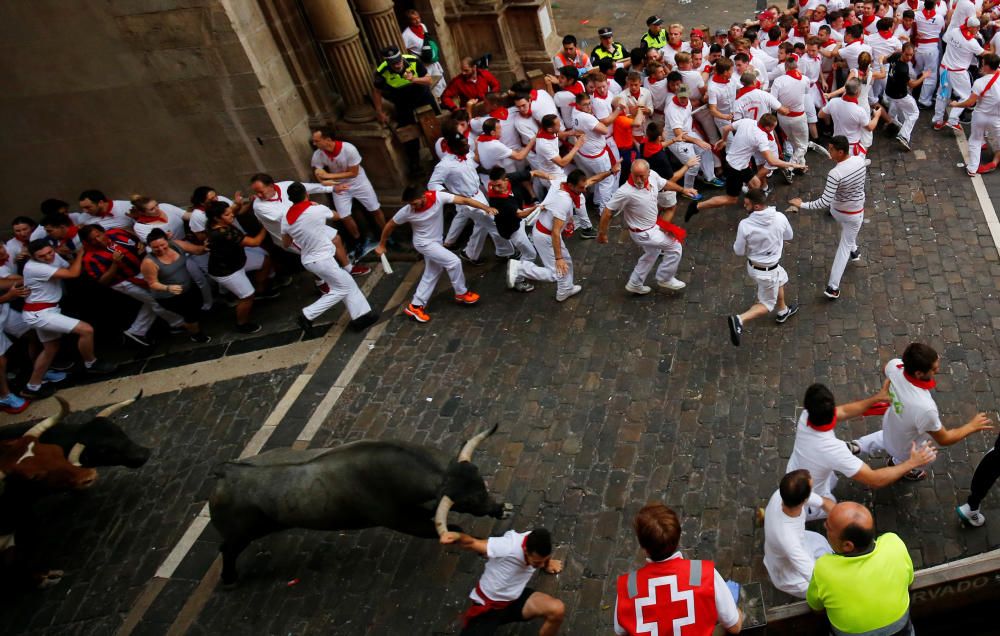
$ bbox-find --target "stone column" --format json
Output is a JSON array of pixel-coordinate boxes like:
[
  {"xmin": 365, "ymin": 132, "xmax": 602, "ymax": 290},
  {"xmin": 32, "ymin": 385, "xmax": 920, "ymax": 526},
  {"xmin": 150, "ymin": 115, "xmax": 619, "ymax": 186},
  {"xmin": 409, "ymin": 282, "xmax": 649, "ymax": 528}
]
[
  {"xmin": 301, "ymin": 0, "xmax": 374, "ymax": 123},
  {"xmin": 354, "ymin": 0, "xmax": 405, "ymax": 53}
]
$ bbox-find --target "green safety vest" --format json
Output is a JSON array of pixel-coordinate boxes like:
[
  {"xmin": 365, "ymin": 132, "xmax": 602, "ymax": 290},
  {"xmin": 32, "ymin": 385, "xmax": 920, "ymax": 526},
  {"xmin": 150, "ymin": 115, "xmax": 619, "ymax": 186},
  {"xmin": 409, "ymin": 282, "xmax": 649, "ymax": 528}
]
[
  {"xmin": 376, "ymin": 54, "xmax": 421, "ymax": 89},
  {"xmin": 592, "ymin": 42, "xmax": 626, "ymax": 63},
  {"xmin": 641, "ymin": 30, "xmax": 667, "ymax": 50}
]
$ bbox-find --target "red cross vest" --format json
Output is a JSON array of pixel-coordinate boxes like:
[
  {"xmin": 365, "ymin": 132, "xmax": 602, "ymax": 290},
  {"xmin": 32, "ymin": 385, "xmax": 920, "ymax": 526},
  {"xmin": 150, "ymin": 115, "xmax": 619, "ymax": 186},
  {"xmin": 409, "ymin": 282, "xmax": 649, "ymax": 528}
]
[{"xmin": 615, "ymin": 558, "xmax": 718, "ymax": 636}]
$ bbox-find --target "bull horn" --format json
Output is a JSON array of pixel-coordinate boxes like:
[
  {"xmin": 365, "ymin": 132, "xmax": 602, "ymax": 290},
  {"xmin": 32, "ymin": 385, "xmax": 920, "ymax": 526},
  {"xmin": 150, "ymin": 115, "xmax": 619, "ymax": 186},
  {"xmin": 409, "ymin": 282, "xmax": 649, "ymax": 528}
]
[
  {"xmin": 25, "ymin": 396, "xmax": 70, "ymax": 438},
  {"xmin": 457, "ymin": 423, "xmax": 498, "ymax": 463},
  {"xmin": 96, "ymin": 390, "xmax": 143, "ymax": 419},
  {"xmin": 434, "ymin": 495, "xmax": 454, "ymax": 537},
  {"xmin": 68, "ymin": 444, "xmax": 85, "ymax": 467}
]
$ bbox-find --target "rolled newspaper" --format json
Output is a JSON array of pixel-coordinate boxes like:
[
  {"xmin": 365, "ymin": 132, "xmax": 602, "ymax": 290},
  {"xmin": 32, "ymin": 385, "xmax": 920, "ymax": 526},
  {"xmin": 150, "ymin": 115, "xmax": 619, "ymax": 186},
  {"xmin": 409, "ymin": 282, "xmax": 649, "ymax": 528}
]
[{"xmin": 380, "ymin": 252, "xmax": 393, "ymax": 274}]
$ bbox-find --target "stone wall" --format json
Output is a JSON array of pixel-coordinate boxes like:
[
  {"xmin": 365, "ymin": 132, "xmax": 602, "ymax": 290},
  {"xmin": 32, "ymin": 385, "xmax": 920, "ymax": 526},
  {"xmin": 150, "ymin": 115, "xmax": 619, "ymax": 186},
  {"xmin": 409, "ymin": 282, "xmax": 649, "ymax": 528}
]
[{"xmin": 0, "ymin": 0, "xmax": 314, "ymax": 224}]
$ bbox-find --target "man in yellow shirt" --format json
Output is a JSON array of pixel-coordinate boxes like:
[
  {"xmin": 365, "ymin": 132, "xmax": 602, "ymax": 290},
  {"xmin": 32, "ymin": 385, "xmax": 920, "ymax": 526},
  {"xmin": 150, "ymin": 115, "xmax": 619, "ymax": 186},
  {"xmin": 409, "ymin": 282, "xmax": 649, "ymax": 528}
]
[{"xmin": 807, "ymin": 502, "xmax": 914, "ymax": 635}]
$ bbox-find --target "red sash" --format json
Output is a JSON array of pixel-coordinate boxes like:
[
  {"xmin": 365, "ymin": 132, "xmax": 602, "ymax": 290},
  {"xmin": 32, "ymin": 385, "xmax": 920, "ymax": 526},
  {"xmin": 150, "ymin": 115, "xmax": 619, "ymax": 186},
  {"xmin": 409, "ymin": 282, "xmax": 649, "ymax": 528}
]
[{"xmin": 980, "ymin": 72, "xmax": 1000, "ymax": 98}]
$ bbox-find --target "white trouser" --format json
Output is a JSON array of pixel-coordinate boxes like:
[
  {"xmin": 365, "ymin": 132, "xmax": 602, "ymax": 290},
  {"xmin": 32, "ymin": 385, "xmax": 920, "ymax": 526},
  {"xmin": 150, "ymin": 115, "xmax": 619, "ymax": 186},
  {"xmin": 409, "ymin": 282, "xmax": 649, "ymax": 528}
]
[
  {"xmin": 887, "ymin": 94, "xmax": 919, "ymax": 142},
  {"xmin": 935, "ymin": 66, "xmax": 972, "ymax": 125},
  {"xmin": 805, "ymin": 89, "xmax": 821, "ymax": 124},
  {"xmin": 828, "ymin": 210, "xmax": 864, "ymax": 290},
  {"xmin": 693, "ymin": 107, "xmax": 721, "ymax": 144},
  {"xmin": 444, "ymin": 206, "xmax": 477, "ymax": 247},
  {"xmin": 627, "ymin": 227, "xmax": 682, "ymax": 287},
  {"xmin": 777, "ymin": 113, "xmax": 809, "ymax": 166},
  {"xmin": 914, "ymin": 45, "xmax": 940, "ymax": 106},
  {"xmin": 967, "ymin": 115, "xmax": 1000, "ymax": 173},
  {"xmin": 185, "ymin": 255, "xmax": 213, "ymax": 309},
  {"xmin": 769, "ymin": 531, "xmax": 834, "ymax": 598},
  {"xmin": 531, "ymin": 229, "xmax": 575, "ymax": 296},
  {"xmin": 301, "ymin": 257, "xmax": 371, "ymax": 321},
  {"xmin": 669, "ymin": 133, "xmax": 717, "ymax": 189},
  {"xmin": 510, "ymin": 224, "xmax": 555, "ymax": 283},
  {"xmin": 412, "ymin": 241, "xmax": 467, "ymax": 306},
  {"xmin": 113, "ymin": 280, "xmax": 184, "ymax": 336},
  {"xmin": 465, "ymin": 210, "xmax": 515, "ymax": 259},
  {"xmin": 871, "ymin": 76, "xmax": 887, "ymax": 101},
  {"xmin": 574, "ymin": 147, "xmax": 617, "ymax": 210},
  {"xmin": 856, "ymin": 429, "xmax": 930, "ymax": 467}
]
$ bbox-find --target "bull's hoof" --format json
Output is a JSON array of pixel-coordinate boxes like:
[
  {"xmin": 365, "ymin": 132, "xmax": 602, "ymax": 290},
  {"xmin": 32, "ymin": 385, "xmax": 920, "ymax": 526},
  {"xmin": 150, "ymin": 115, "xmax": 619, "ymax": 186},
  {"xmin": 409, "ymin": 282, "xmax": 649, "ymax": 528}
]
[{"xmin": 501, "ymin": 502, "xmax": 514, "ymax": 519}]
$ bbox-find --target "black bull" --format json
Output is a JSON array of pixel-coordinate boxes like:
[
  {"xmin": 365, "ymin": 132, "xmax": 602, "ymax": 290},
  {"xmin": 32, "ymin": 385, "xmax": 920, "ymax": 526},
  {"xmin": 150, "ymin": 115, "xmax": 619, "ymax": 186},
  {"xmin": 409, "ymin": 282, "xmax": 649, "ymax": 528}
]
[{"xmin": 209, "ymin": 424, "xmax": 511, "ymax": 585}]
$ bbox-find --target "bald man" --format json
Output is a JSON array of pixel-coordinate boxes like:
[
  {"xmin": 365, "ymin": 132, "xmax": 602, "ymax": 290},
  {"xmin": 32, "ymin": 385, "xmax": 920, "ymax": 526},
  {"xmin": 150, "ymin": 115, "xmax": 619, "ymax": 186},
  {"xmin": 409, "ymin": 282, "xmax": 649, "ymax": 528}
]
[{"xmin": 808, "ymin": 503, "xmax": 915, "ymax": 636}]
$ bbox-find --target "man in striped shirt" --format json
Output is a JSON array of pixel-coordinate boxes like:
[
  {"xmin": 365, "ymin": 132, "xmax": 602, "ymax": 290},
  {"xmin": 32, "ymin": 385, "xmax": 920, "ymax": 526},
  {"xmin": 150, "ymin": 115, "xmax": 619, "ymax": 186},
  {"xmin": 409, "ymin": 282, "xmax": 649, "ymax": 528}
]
[{"xmin": 789, "ymin": 136, "xmax": 867, "ymax": 300}]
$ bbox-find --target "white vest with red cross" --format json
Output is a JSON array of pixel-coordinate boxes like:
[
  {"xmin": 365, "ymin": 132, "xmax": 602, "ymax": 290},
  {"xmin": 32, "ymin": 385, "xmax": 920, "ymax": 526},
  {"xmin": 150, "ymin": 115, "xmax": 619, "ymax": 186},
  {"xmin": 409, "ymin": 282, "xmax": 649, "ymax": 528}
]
[{"xmin": 615, "ymin": 558, "xmax": 718, "ymax": 636}]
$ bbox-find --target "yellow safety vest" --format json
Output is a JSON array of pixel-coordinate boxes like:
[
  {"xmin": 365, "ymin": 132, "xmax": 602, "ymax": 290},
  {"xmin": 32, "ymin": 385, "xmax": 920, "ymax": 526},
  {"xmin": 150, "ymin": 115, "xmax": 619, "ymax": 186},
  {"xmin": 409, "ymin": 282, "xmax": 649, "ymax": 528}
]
[
  {"xmin": 376, "ymin": 54, "xmax": 421, "ymax": 89},
  {"xmin": 592, "ymin": 42, "xmax": 626, "ymax": 63},
  {"xmin": 641, "ymin": 31, "xmax": 667, "ymax": 50}
]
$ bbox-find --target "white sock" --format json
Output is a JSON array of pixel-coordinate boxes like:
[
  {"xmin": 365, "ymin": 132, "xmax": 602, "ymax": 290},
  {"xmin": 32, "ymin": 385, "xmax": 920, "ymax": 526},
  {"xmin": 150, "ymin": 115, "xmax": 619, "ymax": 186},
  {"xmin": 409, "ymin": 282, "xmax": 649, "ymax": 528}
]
[{"xmin": 84, "ymin": 359, "xmax": 96, "ymax": 369}]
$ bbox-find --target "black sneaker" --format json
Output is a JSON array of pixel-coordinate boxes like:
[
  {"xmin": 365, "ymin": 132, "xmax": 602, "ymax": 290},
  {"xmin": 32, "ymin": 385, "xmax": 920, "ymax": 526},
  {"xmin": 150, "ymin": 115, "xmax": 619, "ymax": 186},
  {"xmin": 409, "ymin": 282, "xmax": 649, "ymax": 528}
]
[
  {"xmin": 237, "ymin": 322, "xmax": 263, "ymax": 334},
  {"xmin": 846, "ymin": 440, "xmax": 861, "ymax": 456},
  {"xmin": 849, "ymin": 249, "xmax": 861, "ymax": 262},
  {"xmin": 727, "ymin": 315, "xmax": 742, "ymax": 346},
  {"xmin": 190, "ymin": 332, "xmax": 212, "ymax": 344},
  {"xmin": 823, "ymin": 286, "xmax": 841, "ymax": 299},
  {"xmin": 20, "ymin": 384, "xmax": 55, "ymax": 400},
  {"xmin": 85, "ymin": 359, "xmax": 117, "ymax": 375},
  {"xmin": 49, "ymin": 359, "xmax": 76, "ymax": 372},
  {"xmin": 513, "ymin": 280, "xmax": 535, "ymax": 293},
  {"xmin": 684, "ymin": 200, "xmax": 700, "ymax": 223},
  {"xmin": 256, "ymin": 288, "xmax": 281, "ymax": 301},
  {"xmin": 781, "ymin": 168, "xmax": 794, "ymax": 184},
  {"xmin": 577, "ymin": 227, "xmax": 598, "ymax": 240},
  {"xmin": 297, "ymin": 313, "xmax": 315, "ymax": 338},
  {"xmin": 888, "ymin": 457, "xmax": 927, "ymax": 481},
  {"xmin": 459, "ymin": 252, "xmax": 485, "ymax": 266},
  {"xmin": 775, "ymin": 303, "xmax": 799, "ymax": 324},
  {"xmin": 123, "ymin": 331, "xmax": 153, "ymax": 347},
  {"xmin": 349, "ymin": 310, "xmax": 380, "ymax": 332}
]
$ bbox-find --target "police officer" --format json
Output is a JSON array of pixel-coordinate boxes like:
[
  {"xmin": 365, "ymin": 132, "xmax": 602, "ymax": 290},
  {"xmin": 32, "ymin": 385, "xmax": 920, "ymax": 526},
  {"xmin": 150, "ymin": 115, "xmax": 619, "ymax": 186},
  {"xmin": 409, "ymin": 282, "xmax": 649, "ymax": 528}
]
[
  {"xmin": 592, "ymin": 27, "xmax": 630, "ymax": 69},
  {"xmin": 372, "ymin": 46, "xmax": 437, "ymax": 169},
  {"xmin": 639, "ymin": 15, "xmax": 667, "ymax": 53}
]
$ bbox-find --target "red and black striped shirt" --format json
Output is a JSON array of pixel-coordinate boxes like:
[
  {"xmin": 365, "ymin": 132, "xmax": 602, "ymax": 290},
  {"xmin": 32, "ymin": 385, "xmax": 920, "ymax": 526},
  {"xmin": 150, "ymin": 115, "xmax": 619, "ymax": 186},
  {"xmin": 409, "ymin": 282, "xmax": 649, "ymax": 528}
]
[{"xmin": 82, "ymin": 228, "xmax": 144, "ymax": 285}]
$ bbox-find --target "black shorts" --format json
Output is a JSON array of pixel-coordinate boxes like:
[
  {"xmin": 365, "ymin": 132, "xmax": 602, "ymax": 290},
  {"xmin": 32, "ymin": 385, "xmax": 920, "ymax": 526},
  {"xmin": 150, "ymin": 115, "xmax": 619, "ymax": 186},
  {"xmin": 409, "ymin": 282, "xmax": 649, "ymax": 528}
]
[
  {"xmin": 724, "ymin": 161, "xmax": 756, "ymax": 198},
  {"xmin": 460, "ymin": 587, "xmax": 534, "ymax": 635}
]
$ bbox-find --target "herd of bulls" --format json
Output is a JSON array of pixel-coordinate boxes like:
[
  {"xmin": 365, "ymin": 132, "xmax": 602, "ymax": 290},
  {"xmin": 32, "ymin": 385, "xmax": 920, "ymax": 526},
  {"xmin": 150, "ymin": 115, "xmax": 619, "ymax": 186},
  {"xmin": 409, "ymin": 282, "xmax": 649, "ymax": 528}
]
[{"xmin": 1, "ymin": 396, "xmax": 509, "ymax": 591}]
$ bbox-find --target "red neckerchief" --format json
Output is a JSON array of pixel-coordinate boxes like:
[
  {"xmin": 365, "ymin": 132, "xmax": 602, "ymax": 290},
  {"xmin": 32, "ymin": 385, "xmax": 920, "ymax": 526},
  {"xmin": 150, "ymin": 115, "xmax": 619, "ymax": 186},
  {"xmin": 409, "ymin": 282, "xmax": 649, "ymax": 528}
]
[
  {"xmin": 668, "ymin": 40, "xmax": 683, "ymax": 51},
  {"xmin": 60, "ymin": 225, "xmax": 79, "ymax": 247},
  {"xmin": 787, "ymin": 69, "xmax": 803, "ymax": 80},
  {"xmin": 627, "ymin": 175, "xmax": 651, "ymax": 190},
  {"xmin": 134, "ymin": 215, "xmax": 165, "ymax": 224},
  {"xmin": 285, "ymin": 200, "xmax": 313, "ymax": 225},
  {"xmin": 452, "ymin": 152, "xmax": 467, "ymax": 162},
  {"xmin": 793, "ymin": 25, "xmax": 808, "ymax": 37},
  {"xmin": 862, "ymin": 14, "xmax": 876, "ymax": 28},
  {"xmin": 322, "ymin": 141, "xmax": 343, "ymax": 160},
  {"xmin": 878, "ymin": 29, "xmax": 894, "ymax": 39},
  {"xmin": 671, "ymin": 96, "xmax": 687, "ymax": 107},
  {"xmin": 260, "ymin": 184, "xmax": 282, "ymax": 202},
  {"xmin": 765, "ymin": 39, "xmax": 782, "ymax": 47},
  {"xmin": 843, "ymin": 95, "xmax": 859, "ymax": 104},
  {"xmin": 960, "ymin": 25, "xmax": 975, "ymax": 40},
  {"xmin": 98, "ymin": 200, "xmax": 114, "ymax": 217},
  {"xmin": 529, "ymin": 89, "xmax": 539, "ymax": 101},
  {"xmin": 907, "ymin": 0, "xmax": 919, "ymax": 10},
  {"xmin": 799, "ymin": 0, "xmax": 808, "ymax": 5},
  {"xmin": 809, "ymin": 52, "xmax": 821, "ymax": 60},
  {"xmin": 488, "ymin": 182, "xmax": 513, "ymax": 198},
  {"xmin": 410, "ymin": 23, "xmax": 425, "ymax": 39},
  {"xmin": 566, "ymin": 82, "xmax": 584, "ymax": 95},
  {"xmin": 593, "ymin": 87, "xmax": 608, "ymax": 99},
  {"xmin": 641, "ymin": 142, "xmax": 662, "ymax": 157},
  {"xmin": 899, "ymin": 364, "xmax": 937, "ymax": 389},
  {"xmin": 822, "ymin": 38, "xmax": 837, "ymax": 47},
  {"xmin": 702, "ymin": 64, "xmax": 713, "ymax": 74},
  {"xmin": 536, "ymin": 129, "xmax": 556, "ymax": 140},
  {"xmin": 477, "ymin": 133, "xmax": 496, "ymax": 143},
  {"xmin": 490, "ymin": 107, "xmax": 508, "ymax": 120},
  {"xmin": 629, "ymin": 88, "xmax": 641, "ymax": 98},
  {"xmin": 560, "ymin": 183, "xmax": 582, "ymax": 208},
  {"xmin": 757, "ymin": 123, "xmax": 774, "ymax": 140},
  {"xmin": 413, "ymin": 191, "xmax": 437, "ymax": 212},
  {"xmin": 736, "ymin": 82, "xmax": 760, "ymax": 99},
  {"xmin": 711, "ymin": 73, "xmax": 729, "ymax": 84},
  {"xmin": 922, "ymin": 9, "xmax": 935, "ymax": 20},
  {"xmin": 807, "ymin": 411, "xmax": 837, "ymax": 432}
]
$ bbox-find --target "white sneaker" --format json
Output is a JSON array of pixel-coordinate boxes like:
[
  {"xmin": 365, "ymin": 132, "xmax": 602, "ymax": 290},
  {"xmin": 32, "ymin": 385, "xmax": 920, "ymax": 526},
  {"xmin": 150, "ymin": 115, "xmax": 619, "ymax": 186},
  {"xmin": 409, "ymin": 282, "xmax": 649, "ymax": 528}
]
[
  {"xmin": 625, "ymin": 282, "xmax": 652, "ymax": 295},
  {"xmin": 556, "ymin": 284, "xmax": 582, "ymax": 302},
  {"xmin": 657, "ymin": 278, "xmax": 687, "ymax": 291},
  {"xmin": 505, "ymin": 259, "xmax": 518, "ymax": 289},
  {"xmin": 957, "ymin": 503, "xmax": 986, "ymax": 527}
]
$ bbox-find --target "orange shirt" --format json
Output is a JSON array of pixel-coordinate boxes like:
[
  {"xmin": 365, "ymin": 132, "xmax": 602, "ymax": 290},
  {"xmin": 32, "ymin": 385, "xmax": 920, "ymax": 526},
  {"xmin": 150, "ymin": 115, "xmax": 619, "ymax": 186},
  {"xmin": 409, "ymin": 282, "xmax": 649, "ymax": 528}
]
[{"xmin": 613, "ymin": 114, "xmax": 635, "ymax": 150}]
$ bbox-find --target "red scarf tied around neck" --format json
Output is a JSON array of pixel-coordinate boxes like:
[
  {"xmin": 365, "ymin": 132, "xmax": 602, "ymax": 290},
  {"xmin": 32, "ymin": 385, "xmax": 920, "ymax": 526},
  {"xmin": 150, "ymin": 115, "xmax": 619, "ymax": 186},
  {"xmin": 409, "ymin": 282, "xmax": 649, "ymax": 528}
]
[{"xmin": 560, "ymin": 183, "xmax": 582, "ymax": 208}]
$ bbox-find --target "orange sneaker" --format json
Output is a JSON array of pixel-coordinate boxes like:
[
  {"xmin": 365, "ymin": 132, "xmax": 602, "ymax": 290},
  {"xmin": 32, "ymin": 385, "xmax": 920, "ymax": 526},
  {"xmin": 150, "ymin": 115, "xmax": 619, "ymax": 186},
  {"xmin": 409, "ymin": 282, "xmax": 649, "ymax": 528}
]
[
  {"xmin": 404, "ymin": 304, "xmax": 431, "ymax": 323},
  {"xmin": 454, "ymin": 291, "xmax": 480, "ymax": 305}
]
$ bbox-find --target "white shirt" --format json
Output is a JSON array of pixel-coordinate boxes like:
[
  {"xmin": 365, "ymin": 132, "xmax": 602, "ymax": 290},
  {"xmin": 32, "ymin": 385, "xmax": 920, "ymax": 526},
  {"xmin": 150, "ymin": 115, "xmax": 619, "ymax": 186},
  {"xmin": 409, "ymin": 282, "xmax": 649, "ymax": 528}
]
[
  {"xmin": 643, "ymin": 76, "xmax": 670, "ymax": 113},
  {"xmin": 528, "ymin": 90, "xmax": 559, "ymax": 126},
  {"xmin": 881, "ymin": 357, "xmax": 943, "ymax": 459},
  {"xmin": 189, "ymin": 196, "xmax": 234, "ymax": 234},
  {"xmin": 726, "ymin": 118, "xmax": 774, "ymax": 170},
  {"xmin": 733, "ymin": 206, "xmax": 793, "ymax": 266},
  {"xmin": 763, "ymin": 489, "xmax": 828, "ymax": 598},
  {"xmin": 665, "ymin": 98, "xmax": 694, "ymax": 135},
  {"xmin": 391, "ymin": 191, "xmax": 455, "ymax": 248},
  {"xmin": 620, "ymin": 87, "xmax": 654, "ymax": 135},
  {"xmin": 310, "ymin": 142, "xmax": 368, "ymax": 187},
  {"xmin": 893, "ymin": 23, "xmax": 912, "ymax": 43},
  {"xmin": 5, "ymin": 238, "xmax": 29, "ymax": 261},
  {"xmin": 77, "ymin": 200, "xmax": 134, "ymax": 231},
  {"xmin": 470, "ymin": 530, "xmax": 536, "ymax": 604},
  {"xmin": 572, "ymin": 110, "xmax": 607, "ymax": 156},
  {"xmin": 734, "ymin": 87, "xmax": 782, "ymax": 121},
  {"xmin": 401, "ymin": 24, "xmax": 428, "ymax": 55},
  {"xmin": 707, "ymin": 77, "xmax": 737, "ymax": 116},
  {"xmin": 23, "ymin": 255, "xmax": 69, "ymax": 305},
  {"xmin": 748, "ymin": 53, "xmax": 772, "ymax": 89},
  {"xmin": 838, "ymin": 40, "xmax": 873, "ymax": 72},
  {"xmin": 553, "ymin": 87, "xmax": 581, "ymax": 128},
  {"xmin": 973, "ymin": 71, "xmax": 1000, "ymax": 118},
  {"xmin": 822, "ymin": 97, "xmax": 870, "ymax": 144},
  {"xmin": 678, "ymin": 70, "xmax": 706, "ymax": 101},
  {"xmin": 950, "ymin": 0, "xmax": 980, "ymax": 30},
  {"xmin": 253, "ymin": 182, "xmax": 333, "ymax": 244},
  {"xmin": 535, "ymin": 135, "xmax": 565, "ymax": 178},
  {"xmin": 537, "ymin": 185, "xmax": 582, "ymax": 230},
  {"xmin": 941, "ymin": 27, "xmax": 984, "ymax": 71},
  {"xmin": 476, "ymin": 137, "xmax": 516, "ymax": 172},
  {"xmin": 770, "ymin": 73, "xmax": 811, "ymax": 112},
  {"xmin": 914, "ymin": 9, "xmax": 946, "ymax": 47},
  {"xmin": 866, "ymin": 33, "xmax": 902, "ymax": 70},
  {"xmin": 786, "ymin": 410, "xmax": 865, "ymax": 499},
  {"xmin": 132, "ymin": 203, "xmax": 186, "ymax": 243},
  {"xmin": 612, "ymin": 551, "xmax": 741, "ymax": 635},
  {"xmin": 605, "ymin": 171, "xmax": 668, "ymax": 230},
  {"xmin": 428, "ymin": 153, "xmax": 483, "ymax": 197},
  {"xmin": 281, "ymin": 202, "xmax": 335, "ymax": 265}
]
